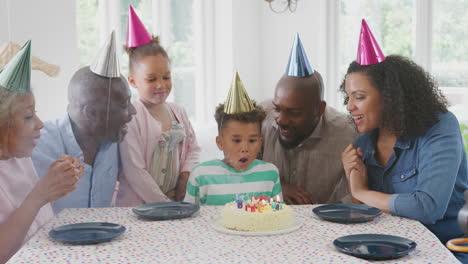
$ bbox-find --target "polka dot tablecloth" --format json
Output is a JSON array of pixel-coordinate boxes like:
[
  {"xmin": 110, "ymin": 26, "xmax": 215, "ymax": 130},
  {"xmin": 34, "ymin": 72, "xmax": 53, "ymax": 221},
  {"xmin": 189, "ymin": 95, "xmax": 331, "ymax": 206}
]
[{"xmin": 9, "ymin": 205, "xmax": 460, "ymax": 264}]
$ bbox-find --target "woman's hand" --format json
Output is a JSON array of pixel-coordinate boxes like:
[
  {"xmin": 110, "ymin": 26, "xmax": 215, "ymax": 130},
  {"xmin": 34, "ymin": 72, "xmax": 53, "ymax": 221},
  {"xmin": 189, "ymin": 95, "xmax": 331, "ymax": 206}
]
[
  {"xmin": 341, "ymin": 144, "xmax": 364, "ymax": 179},
  {"xmin": 348, "ymin": 158, "xmax": 368, "ymax": 194},
  {"xmin": 31, "ymin": 155, "xmax": 82, "ymax": 206},
  {"xmin": 342, "ymin": 144, "xmax": 368, "ymax": 201}
]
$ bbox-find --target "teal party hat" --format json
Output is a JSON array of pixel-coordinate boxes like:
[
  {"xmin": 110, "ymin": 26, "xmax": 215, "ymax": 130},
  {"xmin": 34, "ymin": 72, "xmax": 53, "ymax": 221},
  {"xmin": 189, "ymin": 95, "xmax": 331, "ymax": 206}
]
[{"xmin": 0, "ymin": 40, "xmax": 31, "ymax": 93}]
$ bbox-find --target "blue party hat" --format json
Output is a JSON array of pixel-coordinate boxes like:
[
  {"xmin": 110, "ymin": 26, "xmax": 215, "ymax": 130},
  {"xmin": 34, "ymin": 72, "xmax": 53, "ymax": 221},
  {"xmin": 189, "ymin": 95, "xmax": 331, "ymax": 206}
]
[
  {"xmin": 0, "ymin": 40, "xmax": 31, "ymax": 93},
  {"xmin": 285, "ymin": 33, "xmax": 314, "ymax": 77}
]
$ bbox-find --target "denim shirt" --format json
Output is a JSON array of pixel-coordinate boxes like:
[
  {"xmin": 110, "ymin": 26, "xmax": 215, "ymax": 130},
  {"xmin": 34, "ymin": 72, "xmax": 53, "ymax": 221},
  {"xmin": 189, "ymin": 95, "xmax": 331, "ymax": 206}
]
[
  {"xmin": 355, "ymin": 111, "xmax": 468, "ymax": 244},
  {"xmin": 32, "ymin": 114, "xmax": 121, "ymax": 214}
]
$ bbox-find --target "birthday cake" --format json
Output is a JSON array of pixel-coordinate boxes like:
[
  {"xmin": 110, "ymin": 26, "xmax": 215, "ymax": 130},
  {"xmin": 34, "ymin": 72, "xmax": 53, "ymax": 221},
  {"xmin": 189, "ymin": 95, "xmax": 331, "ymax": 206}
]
[{"xmin": 221, "ymin": 196, "xmax": 294, "ymax": 232}]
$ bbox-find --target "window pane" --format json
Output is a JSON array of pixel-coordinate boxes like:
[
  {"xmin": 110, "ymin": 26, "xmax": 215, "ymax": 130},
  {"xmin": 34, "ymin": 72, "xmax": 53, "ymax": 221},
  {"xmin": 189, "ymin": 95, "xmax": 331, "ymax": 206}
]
[
  {"xmin": 76, "ymin": 0, "xmax": 99, "ymax": 67},
  {"xmin": 339, "ymin": 0, "xmax": 414, "ymax": 76},
  {"xmin": 169, "ymin": 0, "xmax": 195, "ymax": 119},
  {"xmin": 432, "ymin": 0, "xmax": 468, "ymax": 88}
]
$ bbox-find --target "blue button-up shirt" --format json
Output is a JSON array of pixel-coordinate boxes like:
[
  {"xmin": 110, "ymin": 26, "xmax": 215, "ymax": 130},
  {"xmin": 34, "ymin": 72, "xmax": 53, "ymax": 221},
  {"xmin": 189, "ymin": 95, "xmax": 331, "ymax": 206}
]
[
  {"xmin": 355, "ymin": 111, "xmax": 468, "ymax": 244},
  {"xmin": 32, "ymin": 114, "xmax": 121, "ymax": 213}
]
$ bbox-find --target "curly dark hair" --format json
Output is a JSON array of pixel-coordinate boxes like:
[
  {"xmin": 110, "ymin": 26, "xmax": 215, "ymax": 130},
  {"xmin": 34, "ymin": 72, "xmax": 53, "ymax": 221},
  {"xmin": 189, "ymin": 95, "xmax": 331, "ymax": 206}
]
[
  {"xmin": 214, "ymin": 102, "xmax": 266, "ymax": 133},
  {"xmin": 340, "ymin": 55, "xmax": 448, "ymax": 137},
  {"xmin": 124, "ymin": 36, "xmax": 169, "ymax": 74}
]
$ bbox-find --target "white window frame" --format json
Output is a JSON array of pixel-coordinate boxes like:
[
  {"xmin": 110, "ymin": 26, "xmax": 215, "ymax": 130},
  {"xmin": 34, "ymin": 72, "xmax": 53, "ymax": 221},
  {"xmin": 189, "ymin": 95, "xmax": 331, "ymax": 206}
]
[
  {"xmin": 95, "ymin": 0, "xmax": 213, "ymax": 122},
  {"xmin": 325, "ymin": 0, "xmax": 468, "ymax": 120}
]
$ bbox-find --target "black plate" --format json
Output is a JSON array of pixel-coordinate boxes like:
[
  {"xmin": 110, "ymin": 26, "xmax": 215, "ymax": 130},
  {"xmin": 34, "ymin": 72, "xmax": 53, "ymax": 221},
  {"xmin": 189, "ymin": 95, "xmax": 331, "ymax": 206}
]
[
  {"xmin": 312, "ymin": 204, "xmax": 382, "ymax": 223},
  {"xmin": 49, "ymin": 222, "xmax": 126, "ymax": 245},
  {"xmin": 132, "ymin": 201, "xmax": 200, "ymax": 221},
  {"xmin": 333, "ymin": 234, "xmax": 417, "ymax": 260}
]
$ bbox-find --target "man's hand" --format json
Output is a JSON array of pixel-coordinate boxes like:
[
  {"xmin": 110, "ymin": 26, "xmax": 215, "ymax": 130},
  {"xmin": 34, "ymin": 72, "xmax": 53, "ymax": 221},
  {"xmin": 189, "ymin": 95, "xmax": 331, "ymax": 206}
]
[{"xmin": 282, "ymin": 183, "xmax": 315, "ymax": 204}]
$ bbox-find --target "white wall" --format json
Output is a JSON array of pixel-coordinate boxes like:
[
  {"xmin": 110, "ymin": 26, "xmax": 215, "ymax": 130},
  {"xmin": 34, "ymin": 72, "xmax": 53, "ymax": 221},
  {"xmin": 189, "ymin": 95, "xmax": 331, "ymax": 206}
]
[
  {"xmin": 2, "ymin": 0, "xmax": 464, "ymax": 165},
  {"xmin": 258, "ymin": 0, "xmax": 328, "ymax": 103},
  {"xmin": 0, "ymin": 0, "xmax": 331, "ymax": 122},
  {"xmin": 0, "ymin": 0, "xmax": 79, "ymax": 121},
  {"xmin": 212, "ymin": 0, "xmax": 329, "ymax": 104}
]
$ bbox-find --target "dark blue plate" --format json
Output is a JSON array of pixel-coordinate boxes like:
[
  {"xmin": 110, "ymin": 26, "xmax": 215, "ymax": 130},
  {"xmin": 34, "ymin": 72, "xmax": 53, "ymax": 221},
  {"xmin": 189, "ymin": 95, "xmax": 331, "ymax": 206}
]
[
  {"xmin": 312, "ymin": 204, "xmax": 382, "ymax": 223},
  {"xmin": 132, "ymin": 201, "xmax": 200, "ymax": 221},
  {"xmin": 49, "ymin": 222, "xmax": 126, "ymax": 245},
  {"xmin": 333, "ymin": 234, "xmax": 417, "ymax": 260}
]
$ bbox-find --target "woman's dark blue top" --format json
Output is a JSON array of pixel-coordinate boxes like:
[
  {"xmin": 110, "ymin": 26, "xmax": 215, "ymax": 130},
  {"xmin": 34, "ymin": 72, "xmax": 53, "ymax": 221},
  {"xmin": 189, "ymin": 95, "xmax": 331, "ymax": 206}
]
[{"xmin": 355, "ymin": 111, "xmax": 468, "ymax": 244}]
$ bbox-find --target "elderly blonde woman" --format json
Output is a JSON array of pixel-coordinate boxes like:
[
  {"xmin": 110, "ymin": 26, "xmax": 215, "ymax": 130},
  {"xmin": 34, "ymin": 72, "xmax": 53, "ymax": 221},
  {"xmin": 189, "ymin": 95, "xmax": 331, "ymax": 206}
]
[{"xmin": 0, "ymin": 41, "xmax": 82, "ymax": 263}]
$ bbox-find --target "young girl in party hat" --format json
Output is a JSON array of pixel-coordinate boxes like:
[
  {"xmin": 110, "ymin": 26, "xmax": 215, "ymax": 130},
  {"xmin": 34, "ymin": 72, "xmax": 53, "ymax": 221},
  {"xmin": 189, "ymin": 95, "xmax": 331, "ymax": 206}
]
[{"xmin": 118, "ymin": 6, "xmax": 201, "ymax": 205}]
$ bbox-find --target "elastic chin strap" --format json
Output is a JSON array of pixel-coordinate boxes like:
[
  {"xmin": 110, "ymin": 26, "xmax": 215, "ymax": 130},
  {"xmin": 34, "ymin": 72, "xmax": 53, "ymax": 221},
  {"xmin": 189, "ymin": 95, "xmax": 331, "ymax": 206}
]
[{"xmin": 104, "ymin": 78, "xmax": 112, "ymax": 139}]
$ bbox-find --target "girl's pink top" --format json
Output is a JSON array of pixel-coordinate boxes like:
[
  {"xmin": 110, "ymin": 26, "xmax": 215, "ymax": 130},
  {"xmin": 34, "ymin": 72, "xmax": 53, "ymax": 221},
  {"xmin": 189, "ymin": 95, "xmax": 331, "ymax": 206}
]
[
  {"xmin": 118, "ymin": 100, "xmax": 201, "ymax": 206},
  {"xmin": 0, "ymin": 157, "xmax": 54, "ymax": 242}
]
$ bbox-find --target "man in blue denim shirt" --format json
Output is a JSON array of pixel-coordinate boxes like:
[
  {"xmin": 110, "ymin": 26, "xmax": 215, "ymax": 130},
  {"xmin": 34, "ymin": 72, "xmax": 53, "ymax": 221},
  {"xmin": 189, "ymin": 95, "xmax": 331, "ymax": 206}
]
[{"xmin": 32, "ymin": 33, "xmax": 136, "ymax": 213}]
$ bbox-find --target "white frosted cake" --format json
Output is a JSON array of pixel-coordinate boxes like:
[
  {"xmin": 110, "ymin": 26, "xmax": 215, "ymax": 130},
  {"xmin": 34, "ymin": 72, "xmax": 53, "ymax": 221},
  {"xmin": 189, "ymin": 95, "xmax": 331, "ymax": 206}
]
[{"xmin": 221, "ymin": 196, "xmax": 293, "ymax": 232}]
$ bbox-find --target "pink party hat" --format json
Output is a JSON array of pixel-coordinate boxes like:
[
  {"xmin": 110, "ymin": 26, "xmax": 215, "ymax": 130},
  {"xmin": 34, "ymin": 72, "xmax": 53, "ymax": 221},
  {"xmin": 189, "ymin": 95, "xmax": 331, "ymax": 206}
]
[
  {"xmin": 126, "ymin": 5, "xmax": 152, "ymax": 48},
  {"xmin": 356, "ymin": 19, "xmax": 385, "ymax": 65}
]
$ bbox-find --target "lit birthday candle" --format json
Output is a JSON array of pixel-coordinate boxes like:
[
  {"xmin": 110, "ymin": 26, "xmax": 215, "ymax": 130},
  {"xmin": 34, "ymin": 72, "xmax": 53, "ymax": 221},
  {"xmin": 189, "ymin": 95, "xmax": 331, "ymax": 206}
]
[{"xmin": 270, "ymin": 198, "xmax": 276, "ymax": 209}]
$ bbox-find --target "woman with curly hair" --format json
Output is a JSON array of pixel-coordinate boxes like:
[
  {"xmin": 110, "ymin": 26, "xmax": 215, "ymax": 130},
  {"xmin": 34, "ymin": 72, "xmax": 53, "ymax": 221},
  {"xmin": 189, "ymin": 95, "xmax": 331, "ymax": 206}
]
[{"xmin": 341, "ymin": 20, "xmax": 468, "ymax": 259}]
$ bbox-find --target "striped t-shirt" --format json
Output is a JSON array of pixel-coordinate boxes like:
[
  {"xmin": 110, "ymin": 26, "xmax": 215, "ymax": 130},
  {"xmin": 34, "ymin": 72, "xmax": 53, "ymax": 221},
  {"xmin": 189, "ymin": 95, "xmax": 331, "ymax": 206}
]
[{"xmin": 184, "ymin": 159, "xmax": 282, "ymax": 205}]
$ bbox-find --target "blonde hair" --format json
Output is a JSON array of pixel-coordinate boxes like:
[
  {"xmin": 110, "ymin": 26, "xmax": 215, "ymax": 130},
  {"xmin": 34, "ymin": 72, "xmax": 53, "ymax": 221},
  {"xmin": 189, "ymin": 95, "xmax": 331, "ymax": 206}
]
[{"xmin": 0, "ymin": 88, "xmax": 21, "ymax": 128}]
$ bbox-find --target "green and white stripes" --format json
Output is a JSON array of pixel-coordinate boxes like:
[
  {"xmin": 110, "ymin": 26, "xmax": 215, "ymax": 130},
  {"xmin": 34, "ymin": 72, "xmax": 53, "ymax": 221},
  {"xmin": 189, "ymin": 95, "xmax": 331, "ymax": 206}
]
[{"xmin": 184, "ymin": 159, "xmax": 282, "ymax": 205}]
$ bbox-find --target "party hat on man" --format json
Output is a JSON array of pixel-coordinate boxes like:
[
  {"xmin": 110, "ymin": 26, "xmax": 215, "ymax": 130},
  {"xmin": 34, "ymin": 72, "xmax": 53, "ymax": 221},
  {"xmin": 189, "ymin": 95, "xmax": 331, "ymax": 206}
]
[
  {"xmin": 90, "ymin": 31, "xmax": 120, "ymax": 78},
  {"xmin": 285, "ymin": 33, "xmax": 314, "ymax": 77},
  {"xmin": 356, "ymin": 19, "xmax": 385, "ymax": 65},
  {"xmin": 0, "ymin": 40, "xmax": 31, "ymax": 93},
  {"xmin": 224, "ymin": 72, "xmax": 254, "ymax": 114},
  {"xmin": 126, "ymin": 5, "xmax": 152, "ymax": 48}
]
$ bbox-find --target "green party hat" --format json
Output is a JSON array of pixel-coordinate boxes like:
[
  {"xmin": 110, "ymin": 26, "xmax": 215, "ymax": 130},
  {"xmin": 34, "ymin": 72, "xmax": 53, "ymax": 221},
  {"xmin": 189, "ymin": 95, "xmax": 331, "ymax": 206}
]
[{"xmin": 0, "ymin": 40, "xmax": 31, "ymax": 93}]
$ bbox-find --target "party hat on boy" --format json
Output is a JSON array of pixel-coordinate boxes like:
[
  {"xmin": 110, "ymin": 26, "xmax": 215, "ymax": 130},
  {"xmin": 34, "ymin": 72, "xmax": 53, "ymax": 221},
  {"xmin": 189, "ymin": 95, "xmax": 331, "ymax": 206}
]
[
  {"xmin": 224, "ymin": 72, "xmax": 254, "ymax": 114},
  {"xmin": 0, "ymin": 40, "xmax": 31, "ymax": 93},
  {"xmin": 356, "ymin": 19, "xmax": 385, "ymax": 65},
  {"xmin": 90, "ymin": 31, "xmax": 120, "ymax": 78},
  {"xmin": 285, "ymin": 33, "xmax": 314, "ymax": 77},
  {"xmin": 126, "ymin": 5, "xmax": 152, "ymax": 48}
]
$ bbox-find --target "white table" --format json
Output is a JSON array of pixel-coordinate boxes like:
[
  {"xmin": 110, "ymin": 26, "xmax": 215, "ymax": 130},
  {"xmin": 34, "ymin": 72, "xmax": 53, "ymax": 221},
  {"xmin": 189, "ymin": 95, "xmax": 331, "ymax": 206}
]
[{"xmin": 9, "ymin": 205, "xmax": 460, "ymax": 263}]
